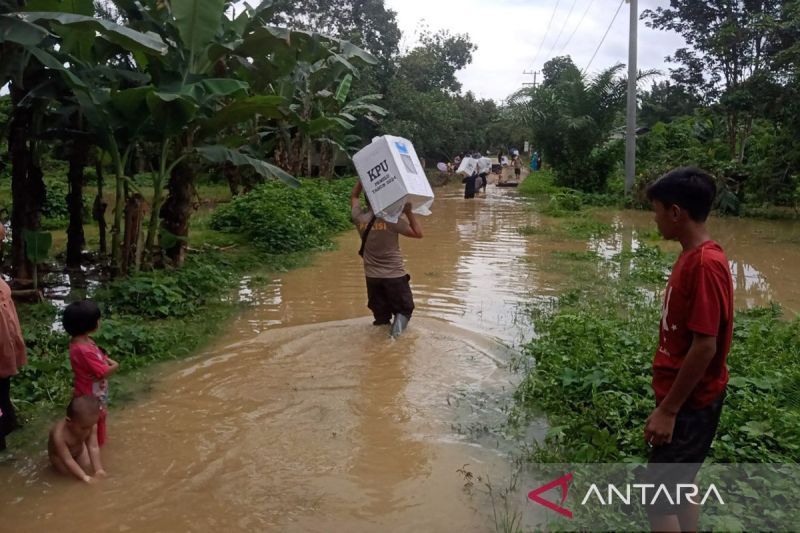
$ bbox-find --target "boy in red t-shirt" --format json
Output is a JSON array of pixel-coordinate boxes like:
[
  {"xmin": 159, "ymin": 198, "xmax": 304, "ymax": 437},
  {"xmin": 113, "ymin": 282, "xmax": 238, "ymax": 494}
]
[
  {"xmin": 643, "ymin": 167, "xmax": 734, "ymax": 531},
  {"xmin": 63, "ymin": 300, "xmax": 119, "ymax": 447}
]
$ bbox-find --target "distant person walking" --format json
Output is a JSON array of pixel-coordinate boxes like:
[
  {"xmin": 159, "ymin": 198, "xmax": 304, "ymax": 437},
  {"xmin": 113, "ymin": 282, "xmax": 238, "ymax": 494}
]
[
  {"xmin": 475, "ymin": 152, "xmax": 491, "ymax": 193},
  {"xmin": 458, "ymin": 154, "xmax": 478, "ymax": 199}
]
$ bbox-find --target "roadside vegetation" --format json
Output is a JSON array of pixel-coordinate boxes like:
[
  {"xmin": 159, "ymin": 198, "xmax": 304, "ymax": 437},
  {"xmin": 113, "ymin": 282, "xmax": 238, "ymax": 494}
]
[
  {"xmin": 509, "ymin": 2, "xmax": 800, "ymax": 218},
  {"xmin": 508, "ymin": 194, "xmax": 800, "ymax": 531}
]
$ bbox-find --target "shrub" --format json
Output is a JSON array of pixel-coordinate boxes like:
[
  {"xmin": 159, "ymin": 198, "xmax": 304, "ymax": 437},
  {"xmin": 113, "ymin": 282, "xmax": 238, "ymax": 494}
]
[
  {"xmin": 41, "ymin": 176, "xmax": 90, "ymax": 229},
  {"xmin": 210, "ymin": 178, "xmax": 356, "ymax": 254},
  {"xmin": 94, "ymin": 253, "xmax": 236, "ymax": 318}
]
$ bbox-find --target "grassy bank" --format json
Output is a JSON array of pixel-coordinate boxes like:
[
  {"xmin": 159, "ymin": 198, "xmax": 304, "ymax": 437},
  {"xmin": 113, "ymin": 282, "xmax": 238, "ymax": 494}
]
[
  {"xmin": 511, "ymin": 241, "xmax": 800, "ymax": 466},
  {"xmin": 519, "ymin": 168, "xmax": 800, "ymax": 220},
  {"xmin": 5, "ymin": 177, "xmax": 357, "ymax": 452},
  {"xmin": 506, "ymin": 231, "xmax": 800, "ymax": 530}
]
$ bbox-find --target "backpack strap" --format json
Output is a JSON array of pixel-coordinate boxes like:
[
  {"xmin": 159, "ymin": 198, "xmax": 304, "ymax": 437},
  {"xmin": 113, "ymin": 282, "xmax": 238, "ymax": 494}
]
[{"xmin": 358, "ymin": 215, "xmax": 377, "ymax": 257}]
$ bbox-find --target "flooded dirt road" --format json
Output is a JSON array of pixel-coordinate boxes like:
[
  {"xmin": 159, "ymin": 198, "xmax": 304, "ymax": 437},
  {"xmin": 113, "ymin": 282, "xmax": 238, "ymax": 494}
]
[{"xmin": 2, "ymin": 182, "xmax": 799, "ymax": 532}]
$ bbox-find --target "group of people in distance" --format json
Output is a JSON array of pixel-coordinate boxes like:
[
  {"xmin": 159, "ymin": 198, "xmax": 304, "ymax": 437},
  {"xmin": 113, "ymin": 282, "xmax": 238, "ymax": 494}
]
[
  {"xmin": 456, "ymin": 152, "xmax": 493, "ymax": 199},
  {"xmin": 450, "ymin": 149, "xmax": 525, "ymax": 199}
]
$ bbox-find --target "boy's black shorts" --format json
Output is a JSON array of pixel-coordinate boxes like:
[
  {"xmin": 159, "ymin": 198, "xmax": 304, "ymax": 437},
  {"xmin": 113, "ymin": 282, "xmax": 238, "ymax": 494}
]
[{"xmin": 642, "ymin": 390, "xmax": 725, "ymax": 514}]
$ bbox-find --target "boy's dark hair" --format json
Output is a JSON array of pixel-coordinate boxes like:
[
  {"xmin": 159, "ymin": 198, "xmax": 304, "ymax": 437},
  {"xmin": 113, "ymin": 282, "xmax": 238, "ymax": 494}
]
[
  {"xmin": 62, "ymin": 300, "xmax": 101, "ymax": 336},
  {"xmin": 646, "ymin": 166, "xmax": 717, "ymax": 222},
  {"xmin": 66, "ymin": 395, "xmax": 100, "ymax": 420}
]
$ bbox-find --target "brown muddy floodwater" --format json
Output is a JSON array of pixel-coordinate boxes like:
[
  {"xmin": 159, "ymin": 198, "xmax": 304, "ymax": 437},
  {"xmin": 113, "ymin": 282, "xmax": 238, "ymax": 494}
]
[{"xmin": 2, "ymin": 180, "xmax": 799, "ymax": 532}]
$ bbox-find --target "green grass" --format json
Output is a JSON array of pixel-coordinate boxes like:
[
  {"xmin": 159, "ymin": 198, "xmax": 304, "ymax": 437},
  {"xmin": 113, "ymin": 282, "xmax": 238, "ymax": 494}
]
[
  {"xmin": 561, "ymin": 217, "xmax": 614, "ymax": 238},
  {"xmin": 550, "ymin": 250, "xmax": 601, "ymax": 262},
  {"xmin": 518, "ymin": 169, "xmax": 561, "ymax": 196},
  {"xmin": 516, "ymin": 224, "xmax": 550, "ymax": 236},
  {"xmin": 512, "ymin": 243, "xmax": 800, "ymax": 466}
]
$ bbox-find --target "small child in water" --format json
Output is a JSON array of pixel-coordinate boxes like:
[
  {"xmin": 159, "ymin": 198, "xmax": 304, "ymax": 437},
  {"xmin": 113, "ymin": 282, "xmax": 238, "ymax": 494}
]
[
  {"xmin": 48, "ymin": 395, "xmax": 106, "ymax": 483},
  {"xmin": 63, "ymin": 300, "xmax": 119, "ymax": 447}
]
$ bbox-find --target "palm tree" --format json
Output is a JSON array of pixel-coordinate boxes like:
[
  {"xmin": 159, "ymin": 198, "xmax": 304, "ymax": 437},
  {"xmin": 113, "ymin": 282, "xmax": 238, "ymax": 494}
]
[{"xmin": 509, "ymin": 58, "xmax": 654, "ymax": 192}]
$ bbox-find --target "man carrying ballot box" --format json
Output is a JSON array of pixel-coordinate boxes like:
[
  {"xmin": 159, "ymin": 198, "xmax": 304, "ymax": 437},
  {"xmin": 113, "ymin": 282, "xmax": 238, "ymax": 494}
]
[{"xmin": 351, "ymin": 181, "xmax": 424, "ymax": 336}]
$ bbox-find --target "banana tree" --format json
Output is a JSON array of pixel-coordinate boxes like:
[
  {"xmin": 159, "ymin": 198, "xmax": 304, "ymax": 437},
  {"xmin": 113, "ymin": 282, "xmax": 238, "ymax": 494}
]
[
  {"xmin": 11, "ymin": 10, "xmax": 168, "ymax": 276},
  {"xmin": 108, "ymin": 0, "xmax": 298, "ymax": 267},
  {"xmin": 311, "ymin": 81, "xmax": 388, "ymax": 177},
  {"xmin": 0, "ymin": 0, "xmax": 167, "ymax": 279},
  {"xmin": 239, "ymin": 26, "xmax": 380, "ymax": 176}
]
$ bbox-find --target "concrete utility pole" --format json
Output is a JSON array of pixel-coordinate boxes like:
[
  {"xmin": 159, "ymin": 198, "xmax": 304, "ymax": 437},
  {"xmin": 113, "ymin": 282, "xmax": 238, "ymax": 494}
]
[
  {"xmin": 522, "ymin": 70, "xmax": 538, "ymax": 88},
  {"xmin": 625, "ymin": 0, "xmax": 638, "ymax": 195}
]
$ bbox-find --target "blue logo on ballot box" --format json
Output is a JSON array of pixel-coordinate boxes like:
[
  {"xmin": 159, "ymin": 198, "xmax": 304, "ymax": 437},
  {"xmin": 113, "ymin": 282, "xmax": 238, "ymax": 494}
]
[{"xmin": 394, "ymin": 142, "xmax": 409, "ymax": 154}]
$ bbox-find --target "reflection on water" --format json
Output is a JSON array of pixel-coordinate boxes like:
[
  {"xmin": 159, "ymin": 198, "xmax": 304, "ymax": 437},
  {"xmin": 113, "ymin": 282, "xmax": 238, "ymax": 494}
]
[
  {"xmin": 590, "ymin": 210, "xmax": 800, "ymax": 315},
  {"xmin": 2, "ymin": 182, "xmax": 799, "ymax": 532}
]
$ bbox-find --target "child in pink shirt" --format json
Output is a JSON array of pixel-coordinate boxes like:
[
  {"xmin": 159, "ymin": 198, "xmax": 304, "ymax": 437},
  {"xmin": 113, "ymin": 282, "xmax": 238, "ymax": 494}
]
[{"xmin": 63, "ymin": 301, "xmax": 119, "ymax": 446}]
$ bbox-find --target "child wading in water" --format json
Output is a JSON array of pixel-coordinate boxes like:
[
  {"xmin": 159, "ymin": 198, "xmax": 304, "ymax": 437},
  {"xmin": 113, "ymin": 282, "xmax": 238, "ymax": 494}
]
[
  {"xmin": 48, "ymin": 395, "xmax": 105, "ymax": 483},
  {"xmin": 643, "ymin": 167, "xmax": 734, "ymax": 532},
  {"xmin": 63, "ymin": 300, "xmax": 119, "ymax": 447}
]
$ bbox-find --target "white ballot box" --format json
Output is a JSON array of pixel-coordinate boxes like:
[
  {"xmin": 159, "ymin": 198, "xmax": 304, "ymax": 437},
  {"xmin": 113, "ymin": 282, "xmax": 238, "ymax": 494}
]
[
  {"xmin": 457, "ymin": 156, "xmax": 477, "ymax": 176},
  {"xmin": 352, "ymin": 135, "xmax": 434, "ymax": 223}
]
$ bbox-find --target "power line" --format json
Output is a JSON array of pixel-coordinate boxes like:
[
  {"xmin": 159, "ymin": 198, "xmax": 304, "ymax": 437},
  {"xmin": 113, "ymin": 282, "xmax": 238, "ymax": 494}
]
[
  {"xmin": 530, "ymin": 0, "xmax": 561, "ymax": 68},
  {"xmin": 546, "ymin": 0, "xmax": 579, "ymax": 59},
  {"xmin": 559, "ymin": 0, "xmax": 597, "ymax": 55},
  {"xmin": 582, "ymin": 0, "xmax": 624, "ymax": 75}
]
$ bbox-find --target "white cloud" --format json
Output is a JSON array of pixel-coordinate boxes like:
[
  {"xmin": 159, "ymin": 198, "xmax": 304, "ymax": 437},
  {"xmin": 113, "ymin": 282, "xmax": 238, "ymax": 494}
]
[{"xmin": 385, "ymin": 0, "xmax": 687, "ymax": 102}]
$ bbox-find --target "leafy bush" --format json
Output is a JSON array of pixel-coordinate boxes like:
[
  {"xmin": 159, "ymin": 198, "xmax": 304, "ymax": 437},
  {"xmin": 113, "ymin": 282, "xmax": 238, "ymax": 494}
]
[
  {"xmin": 15, "ymin": 303, "xmax": 72, "ymax": 410},
  {"xmin": 210, "ymin": 178, "xmax": 356, "ymax": 254},
  {"xmin": 41, "ymin": 176, "xmax": 90, "ymax": 229},
  {"xmin": 94, "ymin": 253, "xmax": 236, "ymax": 318},
  {"xmin": 541, "ymin": 190, "xmax": 584, "ymax": 216},
  {"xmin": 42, "ymin": 177, "xmax": 70, "ymax": 220},
  {"xmin": 14, "ymin": 301, "xmax": 235, "ymax": 424},
  {"xmin": 636, "ymin": 114, "xmax": 800, "ymax": 210},
  {"xmin": 12, "ymin": 251, "xmax": 251, "ymax": 424}
]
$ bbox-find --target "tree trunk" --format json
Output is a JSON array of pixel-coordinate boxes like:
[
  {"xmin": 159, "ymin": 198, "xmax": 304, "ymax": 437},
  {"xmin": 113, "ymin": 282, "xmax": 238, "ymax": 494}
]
[
  {"xmin": 224, "ymin": 162, "xmax": 241, "ymax": 196},
  {"xmin": 110, "ymin": 157, "xmax": 125, "ymax": 277},
  {"xmin": 320, "ymin": 143, "xmax": 335, "ymax": 178},
  {"xmin": 143, "ymin": 183, "xmax": 162, "ymax": 268},
  {"xmin": 307, "ymin": 140, "xmax": 313, "ymax": 177},
  {"xmin": 92, "ymin": 155, "xmax": 108, "ymax": 255},
  {"xmin": 8, "ymin": 82, "xmax": 45, "ymax": 284},
  {"xmin": 66, "ymin": 128, "xmax": 89, "ymax": 269},
  {"xmin": 122, "ymin": 193, "xmax": 146, "ymax": 276},
  {"xmin": 109, "ymin": 142, "xmax": 134, "ymax": 277},
  {"xmin": 288, "ymin": 132, "xmax": 304, "ymax": 176},
  {"xmin": 159, "ymin": 159, "xmax": 194, "ymax": 267},
  {"xmin": 738, "ymin": 116, "xmax": 753, "ymax": 164},
  {"xmin": 727, "ymin": 111, "xmax": 738, "ymax": 161}
]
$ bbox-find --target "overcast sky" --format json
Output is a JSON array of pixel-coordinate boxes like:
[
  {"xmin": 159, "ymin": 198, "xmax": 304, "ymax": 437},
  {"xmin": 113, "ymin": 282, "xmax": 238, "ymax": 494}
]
[{"xmin": 384, "ymin": 0, "xmax": 687, "ymax": 103}]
